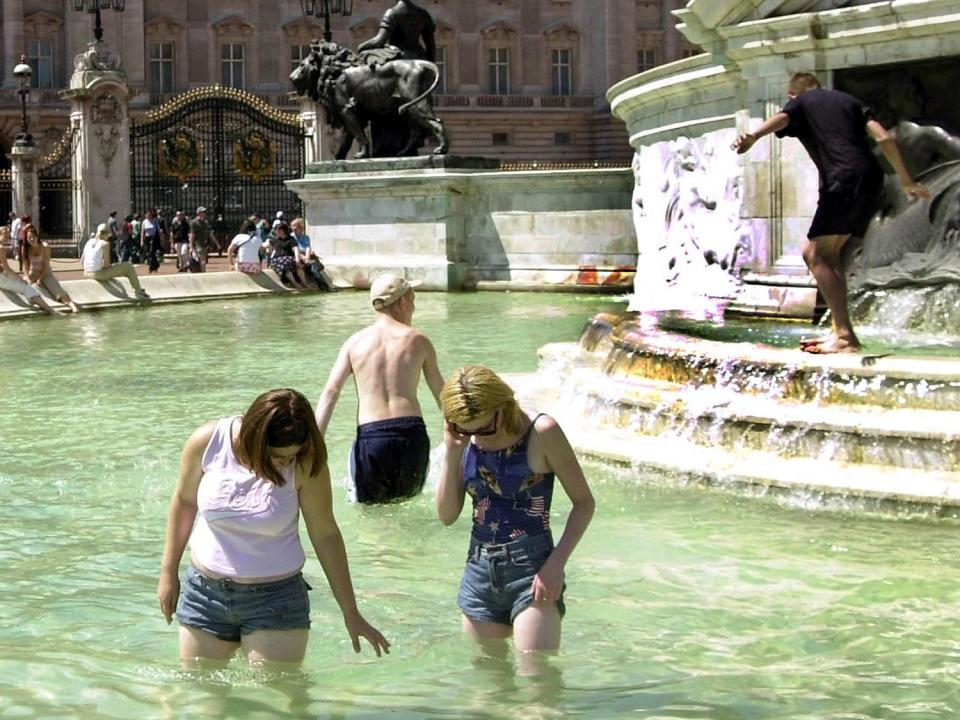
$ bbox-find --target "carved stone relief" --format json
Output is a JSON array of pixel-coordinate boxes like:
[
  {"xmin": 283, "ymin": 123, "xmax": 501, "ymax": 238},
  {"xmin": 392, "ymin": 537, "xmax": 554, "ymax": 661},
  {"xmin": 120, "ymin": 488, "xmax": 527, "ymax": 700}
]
[{"xmin": 630, "ymin": 127, "xmax": 751, "ymax": 309}]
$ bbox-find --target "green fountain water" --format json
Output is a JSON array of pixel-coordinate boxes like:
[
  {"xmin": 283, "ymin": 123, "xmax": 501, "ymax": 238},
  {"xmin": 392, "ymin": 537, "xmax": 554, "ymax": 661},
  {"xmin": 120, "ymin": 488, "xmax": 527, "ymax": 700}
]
[{"xmin": 1, "ymin": 293, "xmax": 959, "ymax": 718}]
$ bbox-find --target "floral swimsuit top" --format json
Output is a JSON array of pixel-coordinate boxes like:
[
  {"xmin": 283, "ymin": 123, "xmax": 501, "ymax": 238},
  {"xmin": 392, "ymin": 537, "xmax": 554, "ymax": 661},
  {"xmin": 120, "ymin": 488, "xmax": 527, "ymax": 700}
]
[{"xmin": 462, "ymin": 414, "xmax": 555, "ymax": 546}]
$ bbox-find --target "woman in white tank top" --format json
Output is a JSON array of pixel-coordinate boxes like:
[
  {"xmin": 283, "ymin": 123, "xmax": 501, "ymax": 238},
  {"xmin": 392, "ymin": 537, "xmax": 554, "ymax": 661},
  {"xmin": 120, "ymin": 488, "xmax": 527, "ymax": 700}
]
[{"xmin": 158, "ymin": 388, "xmax": 389, "ymax": 664}]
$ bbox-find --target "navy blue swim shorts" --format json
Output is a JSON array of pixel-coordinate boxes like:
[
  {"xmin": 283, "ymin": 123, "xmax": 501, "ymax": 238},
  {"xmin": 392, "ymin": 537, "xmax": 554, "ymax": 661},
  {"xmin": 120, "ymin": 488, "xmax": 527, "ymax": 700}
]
[{"xmin": 350, "ymin": 416, "xmax": 430, "ymax": 503}]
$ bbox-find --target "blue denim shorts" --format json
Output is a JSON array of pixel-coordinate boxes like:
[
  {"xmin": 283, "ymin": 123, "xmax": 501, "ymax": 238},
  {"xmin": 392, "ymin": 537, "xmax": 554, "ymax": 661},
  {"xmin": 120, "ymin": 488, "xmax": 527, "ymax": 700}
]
[
  {"xmin": 176, "ymin": 566, "xmax": 312, "ymax": 642},
  {"xmin": 457, "ymin": 533, "xmax": 566, "ymax": 626}
]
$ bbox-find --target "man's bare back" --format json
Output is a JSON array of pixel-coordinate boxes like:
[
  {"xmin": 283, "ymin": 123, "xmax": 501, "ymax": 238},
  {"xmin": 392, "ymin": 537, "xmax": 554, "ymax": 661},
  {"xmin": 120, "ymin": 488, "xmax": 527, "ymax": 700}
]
[
  {"xmin": 344, "ymin": 315, "xmax": 437, "ymax": 424},
  {"xmin": 315, "ymin": 276, "xmax": 443, "ymax": 435},
  {"xmin": 315, "ymin": 275, "xmax": 444, "ymax": 503}
]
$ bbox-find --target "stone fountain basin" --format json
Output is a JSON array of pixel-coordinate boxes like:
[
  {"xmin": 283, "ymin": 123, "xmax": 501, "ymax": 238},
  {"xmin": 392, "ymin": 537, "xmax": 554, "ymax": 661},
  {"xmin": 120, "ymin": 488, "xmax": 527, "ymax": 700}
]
[{"xmin": 508, "ymin": 313, "xmax": 960, "ymax": 512}]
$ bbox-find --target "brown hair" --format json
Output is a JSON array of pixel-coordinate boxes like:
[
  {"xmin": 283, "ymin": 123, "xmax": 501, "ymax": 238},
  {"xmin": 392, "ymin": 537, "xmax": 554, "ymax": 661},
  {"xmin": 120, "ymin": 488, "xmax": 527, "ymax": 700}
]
[
  {"xmin": 19, "ymin": 223, "xmax": 40, "ymax": 273},
  {"xmin": 232, "ymin": 388, "xmax": 327, "ymax": 485},
  {"xmin": 788, "ymin": 72, "xmax": 821, "ymax": 95},
  {"xmin": 440, "ymin": 365, "xmax": 526, "ymax": 437}
]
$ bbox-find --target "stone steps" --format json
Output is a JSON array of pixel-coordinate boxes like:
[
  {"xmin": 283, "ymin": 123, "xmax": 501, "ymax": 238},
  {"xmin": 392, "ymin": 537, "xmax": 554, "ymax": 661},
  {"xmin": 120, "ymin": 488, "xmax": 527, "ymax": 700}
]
[
  {"xmin": 511, "ymin": 312, "xmax": 960, "ymax": 507},
  {"xmin": 580, "ymin": 315, "xmax": 960, "ymax": 411}
]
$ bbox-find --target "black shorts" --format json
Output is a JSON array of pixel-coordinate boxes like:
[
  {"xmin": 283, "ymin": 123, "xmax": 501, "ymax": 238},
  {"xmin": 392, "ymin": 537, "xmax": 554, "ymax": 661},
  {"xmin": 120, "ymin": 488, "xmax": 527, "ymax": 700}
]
[
  {"xmin": 809, "ymin": 171, "xmax": 883, "ymax": 240},
  {"xmin": 350, "ymin": 417, "xmax": 430, "ymax": 503}
]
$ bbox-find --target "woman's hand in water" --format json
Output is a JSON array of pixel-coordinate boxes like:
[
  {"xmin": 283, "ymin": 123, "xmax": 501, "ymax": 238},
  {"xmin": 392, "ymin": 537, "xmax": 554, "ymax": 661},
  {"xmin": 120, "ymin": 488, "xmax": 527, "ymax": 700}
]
[
  {"xmin": 343, "ymin": 611, "xmax": 391, "ymax": 657},
  {"xmin": 157, "ymin": 570, "xmax": 180, "ymax": 623}
]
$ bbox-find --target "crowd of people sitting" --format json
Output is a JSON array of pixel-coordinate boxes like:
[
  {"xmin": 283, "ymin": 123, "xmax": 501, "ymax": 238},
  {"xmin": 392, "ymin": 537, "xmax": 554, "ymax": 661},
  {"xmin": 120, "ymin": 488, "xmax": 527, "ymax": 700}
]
[
  {"xmin": 0, "ymin": 206, "xmax": 331, "ymax": 314},
  {"xmin": 226, "ymin": 211, "xmax": 332, "ymax": 290}
]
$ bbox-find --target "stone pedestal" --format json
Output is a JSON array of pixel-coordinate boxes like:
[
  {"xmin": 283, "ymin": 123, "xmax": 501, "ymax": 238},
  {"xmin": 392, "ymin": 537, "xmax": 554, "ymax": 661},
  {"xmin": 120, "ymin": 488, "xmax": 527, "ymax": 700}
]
[
  {"xmin": 61, "ymin": 41, "xmax": 134, "ymax": 244},
  {"xmin": 286, "ymin": 156, "xmax": 637, "ymax": 291},
  {"xmin": 7, "ymin": 144, "xmax": 41, "ymax": 230}
]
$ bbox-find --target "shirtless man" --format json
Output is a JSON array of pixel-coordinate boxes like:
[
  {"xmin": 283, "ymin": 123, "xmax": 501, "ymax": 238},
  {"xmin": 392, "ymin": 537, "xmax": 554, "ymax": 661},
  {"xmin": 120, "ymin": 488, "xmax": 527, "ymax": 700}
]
[{"xmin": 316, "ymin": 274, "xmax": 444, "ymax": 503}]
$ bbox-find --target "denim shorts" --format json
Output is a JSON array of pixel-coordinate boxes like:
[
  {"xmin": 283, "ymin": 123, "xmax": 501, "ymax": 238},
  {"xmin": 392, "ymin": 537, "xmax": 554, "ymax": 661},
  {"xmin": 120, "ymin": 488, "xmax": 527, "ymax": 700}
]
[
  {"xmin": 176, "ymin": 566, "xmax": 312, "ymax": 642},
  {"xmin": 457, "ymin": 533, "xmax": 566, "ymax": 626}
]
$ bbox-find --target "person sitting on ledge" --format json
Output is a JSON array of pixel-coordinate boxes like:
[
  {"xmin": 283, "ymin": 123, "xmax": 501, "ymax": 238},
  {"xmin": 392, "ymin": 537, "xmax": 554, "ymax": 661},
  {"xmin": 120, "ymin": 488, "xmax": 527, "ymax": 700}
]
[
  {"xmin": 21, "ymin": 224, "xmax": 80, "ymax": 313},
  {"xmin": 81, "ymin": 223, "xmax": 149, "ymax": 301},
  {"xmin": 0, "ymin": 227, "xmax": 61, "ymax": 315},
  {"xmin": 227, "ymin": 218, "xmax": 264, "ymax": 275}
]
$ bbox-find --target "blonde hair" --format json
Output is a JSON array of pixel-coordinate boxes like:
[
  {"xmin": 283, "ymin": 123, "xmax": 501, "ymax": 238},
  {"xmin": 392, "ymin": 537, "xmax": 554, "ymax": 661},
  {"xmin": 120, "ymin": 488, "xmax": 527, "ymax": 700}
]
[
  {"xmin": 440, "ymin": 365, "xmax": 525, "ymax": 436},
  {"xmin": 291, "ymin": 217, "xmax": 305, "ymax": 233},
  {"xmin": 788, "ymin": 72, "xmax": 821, "ymax": 95}
]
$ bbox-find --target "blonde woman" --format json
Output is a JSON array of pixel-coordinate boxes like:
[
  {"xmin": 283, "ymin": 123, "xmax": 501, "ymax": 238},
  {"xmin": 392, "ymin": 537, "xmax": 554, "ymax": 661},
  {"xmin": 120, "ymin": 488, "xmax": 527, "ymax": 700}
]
[
  {"xmin": 81, "ymin": 223, "xmax": 149, "ymax": 300},
  {"xmin": 20, "ymin": 224, "xmax": 80, "ymax": 312},
  {"xmin": 436, "ymin": 365, "xmax": 595, "ymax": 654},
  {"xmin": 0, "ymin": 227, "xmax": 60, "ymax": 315}
]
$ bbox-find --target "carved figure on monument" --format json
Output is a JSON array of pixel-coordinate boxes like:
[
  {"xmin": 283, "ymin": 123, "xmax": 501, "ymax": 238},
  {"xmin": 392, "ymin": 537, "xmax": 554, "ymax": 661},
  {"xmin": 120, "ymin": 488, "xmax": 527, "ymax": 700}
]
[
  {"xmin": 630, "ymin": 129, "xmax": 749, "ymax": 314},
  {"xmin": 292, "ymin": 0, "xmax": 443, "ymax": 158},
  {"xmin": 357, "ymin": 0, "xmax": 436, "ymax": 63},
  {"xmin": 95, "ymin": 125, "xmax": 120, "ymax": 176},
  {"xmin": 843, "ymin": 122, "xmax": 960, "ymax": 292},
  {"xmin": 92, "ymin": 94, "xmax": 122, "ymax": 125},
  {"xmin": 73, "ymin": 41, "xmax": 122, "ymax": 74},
  {"xmin": 290, "ymin": 41, "xmax": 448, "ymax": 160}
]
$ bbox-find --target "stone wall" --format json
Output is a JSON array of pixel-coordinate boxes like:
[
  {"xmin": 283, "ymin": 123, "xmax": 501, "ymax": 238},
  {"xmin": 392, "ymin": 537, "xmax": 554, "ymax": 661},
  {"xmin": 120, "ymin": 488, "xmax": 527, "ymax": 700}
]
[{"xmin": 288, "ymin": 160, "xmax": 636, "ymax": 291}]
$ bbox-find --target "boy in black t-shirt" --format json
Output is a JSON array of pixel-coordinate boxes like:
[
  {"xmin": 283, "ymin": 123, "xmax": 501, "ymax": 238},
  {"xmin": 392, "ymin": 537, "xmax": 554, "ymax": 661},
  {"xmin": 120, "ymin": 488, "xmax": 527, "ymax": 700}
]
[{"xmin": 733, "ymin": 72, "xmax": 930, "ymax": 354}]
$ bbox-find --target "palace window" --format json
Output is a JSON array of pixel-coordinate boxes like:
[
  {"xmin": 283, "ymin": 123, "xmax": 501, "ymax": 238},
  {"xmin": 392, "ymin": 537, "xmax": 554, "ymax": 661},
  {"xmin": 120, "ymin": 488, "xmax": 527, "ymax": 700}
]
[
  {"xmin": 290, "ymin": 44, "xmax": 310, "ymax": 75},
  {"xmin": 435, "ymin": 46, "xmax": 448, "ymax": 94},
  {"xmin": 150, "ymin": 42, "xmax": 175, "ymax": 94},
  {"xmin": 221, "ymin": 43, "xmax": 245, "ymax": 89},
  {"xmin": 488, "ymin": 47, "xmax": 510, "ymax": 95},
  {"xmin": 637, "ymin": 47, "xmax": 659, "ymax": 73},
  {"xmin": 551, "ymin": 48, "xmax": 572, "ymax": 96},
  {"xmin": 27, "ymin": 40, "xmax": 54, "ymax": 89}
]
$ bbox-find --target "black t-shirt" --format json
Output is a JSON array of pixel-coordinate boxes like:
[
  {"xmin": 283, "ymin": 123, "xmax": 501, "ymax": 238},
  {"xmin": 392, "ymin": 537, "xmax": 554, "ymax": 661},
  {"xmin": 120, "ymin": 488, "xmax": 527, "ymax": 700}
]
[
  {"xmin": 270, "ymin": 235, "xmax": 298, "ymax": 258},
  {"xmin": 171, "ymin": 218, "xmax": 190, "ymax": 243},
  {"xmin": 776, "ymin": 88, "xmax": 882, "ymax": 191}
]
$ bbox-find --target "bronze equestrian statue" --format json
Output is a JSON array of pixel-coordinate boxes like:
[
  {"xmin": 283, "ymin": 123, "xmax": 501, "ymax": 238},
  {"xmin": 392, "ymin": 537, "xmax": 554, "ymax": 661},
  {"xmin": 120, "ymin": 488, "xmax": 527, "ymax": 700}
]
[
  {"xmin": 290, "ymin": 0, "xmax": 448, "ymax": 159},
  {"xmin": 290, "ymin": 41, "xmax": 448, "ymax": 160}
]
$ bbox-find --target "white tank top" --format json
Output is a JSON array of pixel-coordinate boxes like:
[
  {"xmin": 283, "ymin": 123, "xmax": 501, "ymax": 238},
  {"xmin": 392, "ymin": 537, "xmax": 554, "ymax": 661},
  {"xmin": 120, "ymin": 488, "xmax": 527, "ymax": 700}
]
[
  {"xmin": 82, "ymin": 238, "xmax": 106, "ymax": 272},
  {"xmin": 189, "ymin": 417, "xmax": 306, "ymax": 578}
]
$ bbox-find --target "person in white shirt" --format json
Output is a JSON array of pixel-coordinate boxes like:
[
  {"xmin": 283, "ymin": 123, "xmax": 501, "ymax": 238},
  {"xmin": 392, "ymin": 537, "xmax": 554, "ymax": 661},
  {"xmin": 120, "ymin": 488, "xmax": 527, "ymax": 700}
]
[
  {"xmin": 81, "ymin": 223, "xmax": 149, "ymax": 300},
  {"xmin": 227, "ymin": 218, "xmax": 264, "ymax": 274}
]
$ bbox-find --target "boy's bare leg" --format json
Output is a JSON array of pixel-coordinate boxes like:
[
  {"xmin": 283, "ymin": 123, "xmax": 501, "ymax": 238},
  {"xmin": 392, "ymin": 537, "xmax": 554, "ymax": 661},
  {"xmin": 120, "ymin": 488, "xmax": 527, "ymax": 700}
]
[{"xmin": 800, "ymin": 234, "xmax": 861, "ymax": 353}]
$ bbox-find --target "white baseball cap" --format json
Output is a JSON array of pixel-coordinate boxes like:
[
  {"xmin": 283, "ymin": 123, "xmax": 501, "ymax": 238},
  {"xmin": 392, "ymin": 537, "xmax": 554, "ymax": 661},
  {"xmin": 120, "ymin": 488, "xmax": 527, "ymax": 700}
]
[{"xmin": 369, "ymin": 274, "xmax": 422, "ymax": 309}]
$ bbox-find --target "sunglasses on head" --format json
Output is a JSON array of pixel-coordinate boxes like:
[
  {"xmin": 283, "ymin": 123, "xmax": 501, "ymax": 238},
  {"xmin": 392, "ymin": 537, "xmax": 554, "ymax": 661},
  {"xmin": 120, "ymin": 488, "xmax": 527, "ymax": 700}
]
[{"xmin": 450, "ymin": 410, "xmax": 499, "ymax": 437}]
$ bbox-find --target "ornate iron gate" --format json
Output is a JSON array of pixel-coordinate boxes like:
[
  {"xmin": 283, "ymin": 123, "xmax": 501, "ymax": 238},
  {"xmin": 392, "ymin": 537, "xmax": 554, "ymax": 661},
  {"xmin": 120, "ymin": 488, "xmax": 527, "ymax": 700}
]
[
  {"xmin": 130, "ymin": 87, "xmax": 305, "ymax": 239},
  {"xmin": 38, "ymin": 129, "xmax": 77, "ymax": 249}
]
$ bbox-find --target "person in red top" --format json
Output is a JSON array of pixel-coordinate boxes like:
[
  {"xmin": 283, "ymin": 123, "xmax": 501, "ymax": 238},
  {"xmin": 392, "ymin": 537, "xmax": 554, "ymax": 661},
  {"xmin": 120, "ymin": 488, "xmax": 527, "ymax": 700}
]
[{"xmin": 733, "ymin": 72, "xmax": 931, "ymax": 354}]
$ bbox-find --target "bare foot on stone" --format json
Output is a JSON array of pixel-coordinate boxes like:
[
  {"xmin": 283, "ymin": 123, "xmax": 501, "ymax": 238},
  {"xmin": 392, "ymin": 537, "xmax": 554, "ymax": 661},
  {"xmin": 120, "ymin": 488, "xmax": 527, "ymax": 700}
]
[
  {"xmin": 802, "ymin": 336, "xmax": 861, "ymax": 354},
  {"xmin": 800, "ymin": 335, "xmax": 829, "ymax": 348}
]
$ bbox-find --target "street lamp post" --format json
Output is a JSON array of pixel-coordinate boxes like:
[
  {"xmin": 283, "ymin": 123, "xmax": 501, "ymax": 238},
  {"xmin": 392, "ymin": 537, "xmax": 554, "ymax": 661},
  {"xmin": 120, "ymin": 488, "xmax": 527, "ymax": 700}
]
[
  {"xmin": 13, "ymin": 56, "xmax": 33, "ymax": 148},
  {"xmin": 299, "ymin": 0, "xmax": 354, "ymax": 42},
  {"xmin": 71, "ymin": 0, "xmax": 127, "ymax": 43}
]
